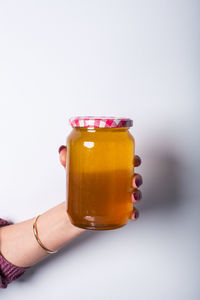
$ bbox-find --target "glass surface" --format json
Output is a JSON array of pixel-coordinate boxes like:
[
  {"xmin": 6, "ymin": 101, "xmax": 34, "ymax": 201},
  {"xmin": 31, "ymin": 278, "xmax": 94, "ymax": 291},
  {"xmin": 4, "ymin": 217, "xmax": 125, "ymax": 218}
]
[{"xmin": 66, "ymin": 127, "xmax": 135, "ymax": 230}]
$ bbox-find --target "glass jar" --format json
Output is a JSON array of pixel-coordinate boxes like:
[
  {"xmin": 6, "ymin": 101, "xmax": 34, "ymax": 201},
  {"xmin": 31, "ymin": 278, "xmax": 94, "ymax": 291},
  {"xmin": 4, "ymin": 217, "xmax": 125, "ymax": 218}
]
[{"xmin": 66, "ymin": 116, "xmax": 135, "ymax": 230}]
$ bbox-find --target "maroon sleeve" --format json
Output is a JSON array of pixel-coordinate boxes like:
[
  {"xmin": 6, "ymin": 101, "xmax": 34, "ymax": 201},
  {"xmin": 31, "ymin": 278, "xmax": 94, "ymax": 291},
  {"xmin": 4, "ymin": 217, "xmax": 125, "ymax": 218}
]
[{"xmin": 0, "ymin": 218, "xmax": 28, "ymax": 288}]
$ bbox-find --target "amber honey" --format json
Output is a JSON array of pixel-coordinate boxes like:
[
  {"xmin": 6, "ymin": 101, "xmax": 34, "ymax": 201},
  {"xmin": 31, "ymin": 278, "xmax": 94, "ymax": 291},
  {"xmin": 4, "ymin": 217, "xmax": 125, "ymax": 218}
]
[{"xmin": 66, "ymin": 124, "xmax": 135, "ymax": 230}]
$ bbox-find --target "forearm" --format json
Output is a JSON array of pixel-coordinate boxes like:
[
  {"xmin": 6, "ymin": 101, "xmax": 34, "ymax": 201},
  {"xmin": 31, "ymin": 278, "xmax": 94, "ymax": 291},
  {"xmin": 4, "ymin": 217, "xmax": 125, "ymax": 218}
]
[{"xmin": 0, "ymin": 202, "xmax": 85, "ymax": 268}]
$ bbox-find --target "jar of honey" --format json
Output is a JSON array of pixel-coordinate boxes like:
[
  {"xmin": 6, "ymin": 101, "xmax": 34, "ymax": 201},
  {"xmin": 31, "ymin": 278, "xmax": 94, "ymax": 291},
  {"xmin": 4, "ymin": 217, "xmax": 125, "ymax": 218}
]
[{"xmin": 66, "ymin": 116, "xmax": 135, "ymax": 230}]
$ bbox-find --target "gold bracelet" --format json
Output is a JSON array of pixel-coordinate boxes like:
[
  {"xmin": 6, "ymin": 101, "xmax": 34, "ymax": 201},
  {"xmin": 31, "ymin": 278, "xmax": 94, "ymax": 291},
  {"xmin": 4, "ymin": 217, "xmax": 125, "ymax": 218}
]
[{"xmin": 33, "ymin": 215, "xmax": 58, "ymax": 254}]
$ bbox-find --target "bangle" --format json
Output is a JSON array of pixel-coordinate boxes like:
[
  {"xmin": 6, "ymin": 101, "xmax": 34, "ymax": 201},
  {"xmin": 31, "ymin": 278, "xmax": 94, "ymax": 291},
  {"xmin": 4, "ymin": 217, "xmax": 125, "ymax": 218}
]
[{"xmin": 33, "ymin": 215, "xmax": 58, "ymax": 254}]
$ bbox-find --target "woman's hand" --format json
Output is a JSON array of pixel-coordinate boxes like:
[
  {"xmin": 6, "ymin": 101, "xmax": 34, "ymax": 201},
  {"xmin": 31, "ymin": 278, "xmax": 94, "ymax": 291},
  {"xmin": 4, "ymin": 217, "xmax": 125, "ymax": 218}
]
[{"xmin": 58, "ymin": 145, "xmax": 143, "ymax": 221}]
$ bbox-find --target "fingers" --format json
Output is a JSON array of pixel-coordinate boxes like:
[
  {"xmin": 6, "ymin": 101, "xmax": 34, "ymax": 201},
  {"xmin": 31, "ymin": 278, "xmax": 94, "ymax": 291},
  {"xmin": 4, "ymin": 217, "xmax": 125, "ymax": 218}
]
[
  {"xmin": 58, "ymin": 145, "xmax": 67, "ymax": 168},
  {"xmin": 134, "ymin": 155, "xmax": 142, "ymax": 167},
  {"xmin": 131, "ymin": 174, "xmax": 143, "ymax": 222},
  {"xmin": 131, "ymin": 155, "xmax": 143, "ymax": 221}
]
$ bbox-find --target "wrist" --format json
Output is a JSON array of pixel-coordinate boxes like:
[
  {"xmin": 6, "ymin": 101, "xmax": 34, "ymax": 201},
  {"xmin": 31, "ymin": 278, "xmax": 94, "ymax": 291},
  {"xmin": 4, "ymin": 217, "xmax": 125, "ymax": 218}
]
[{"xmin": 37, "ymin": 202, "xmax": 85, "ymax": 252}]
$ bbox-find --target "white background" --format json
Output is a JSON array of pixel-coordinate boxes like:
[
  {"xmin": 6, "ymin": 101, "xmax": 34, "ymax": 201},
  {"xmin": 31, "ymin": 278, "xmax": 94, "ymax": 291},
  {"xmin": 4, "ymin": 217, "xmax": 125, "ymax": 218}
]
[{"xmin": 0, "ymin": 0, "xmax": 199, "ymax": 299}]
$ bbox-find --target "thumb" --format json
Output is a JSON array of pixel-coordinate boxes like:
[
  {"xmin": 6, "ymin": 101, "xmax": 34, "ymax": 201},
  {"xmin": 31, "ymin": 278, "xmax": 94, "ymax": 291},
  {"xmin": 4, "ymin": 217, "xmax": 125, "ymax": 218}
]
[{"xmin": 58, "ymin": 145, "xmax": 67, "ymax": 168}]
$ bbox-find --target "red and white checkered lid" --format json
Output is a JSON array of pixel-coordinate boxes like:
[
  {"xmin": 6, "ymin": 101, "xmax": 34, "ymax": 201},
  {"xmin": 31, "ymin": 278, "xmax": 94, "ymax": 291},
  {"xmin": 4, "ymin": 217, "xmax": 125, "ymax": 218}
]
[{"xmin": 69, "ymin": 116, "xmax": 133, "ymax": 128}]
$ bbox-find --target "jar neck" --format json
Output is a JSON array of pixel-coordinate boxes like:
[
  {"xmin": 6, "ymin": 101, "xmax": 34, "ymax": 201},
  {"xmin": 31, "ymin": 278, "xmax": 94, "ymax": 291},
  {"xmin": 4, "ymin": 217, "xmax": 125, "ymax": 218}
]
[{"xmin": 73, "ymin": 127, "xmax": 130, "ymax": 133}]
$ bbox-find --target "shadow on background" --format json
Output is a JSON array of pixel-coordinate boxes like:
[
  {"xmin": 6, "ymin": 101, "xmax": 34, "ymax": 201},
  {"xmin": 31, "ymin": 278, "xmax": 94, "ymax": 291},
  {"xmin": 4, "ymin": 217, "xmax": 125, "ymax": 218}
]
[
  {"xmin": 139, "ymin": 149, "xmax": 184, "ymax": 216},
  {"xmin": 19, "ymin": 148, "xmax": 184, "ymax": 282},
  {"xmin": 19, "ymin": 230, "xmax": 98, "ymax": 282}
]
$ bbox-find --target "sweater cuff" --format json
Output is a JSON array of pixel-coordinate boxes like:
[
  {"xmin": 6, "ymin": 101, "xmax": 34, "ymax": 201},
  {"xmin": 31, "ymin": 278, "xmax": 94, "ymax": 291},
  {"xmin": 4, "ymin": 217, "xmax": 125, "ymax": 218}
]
[{"xmin": 0, "ymin": 218, "xmax": 29, "ymax": 288}]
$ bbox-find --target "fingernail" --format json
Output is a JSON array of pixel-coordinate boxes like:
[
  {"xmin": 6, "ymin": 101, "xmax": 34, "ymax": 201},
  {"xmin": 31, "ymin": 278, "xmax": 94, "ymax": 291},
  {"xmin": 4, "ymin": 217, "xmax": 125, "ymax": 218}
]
[
  {"xmin": 133, "ymin": 190, "xmax": 142, "ymax": 201},
  {"xmin": 58, "ymin": 145, "xmax": 65, "ymax": 154},
  {"xmin": 134, "ymin": 209, "xmax": 139, "ymax": 219},
  {"xmin": 134, "ymin": 155, "xmax": 142, "ymax": 166},
  {"xmin": 137, "ymin": 156, "xmax": 142, "ymax": 165},
  {"xmin": 135, "ymin": 176, "xmax": 143, "ymax": 187}
]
